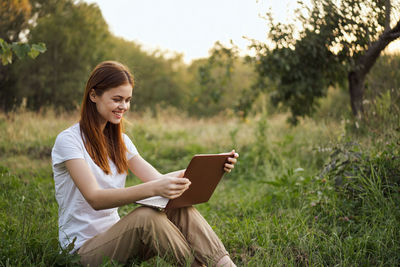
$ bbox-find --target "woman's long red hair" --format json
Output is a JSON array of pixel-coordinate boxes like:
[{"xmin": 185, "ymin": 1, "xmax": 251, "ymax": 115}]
[{"xmin": 80, "ymin": 61, "xmax": 134, "ymax": 174}]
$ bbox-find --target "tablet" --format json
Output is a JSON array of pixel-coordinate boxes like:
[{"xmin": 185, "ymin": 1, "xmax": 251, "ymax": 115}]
[
  {"xmin": 136, "ymin": 153, "xmax": 232, "ymax": 210},
  {"xmin": 166, "ymin": 153, "xmax": 232, "ymax": 209}
]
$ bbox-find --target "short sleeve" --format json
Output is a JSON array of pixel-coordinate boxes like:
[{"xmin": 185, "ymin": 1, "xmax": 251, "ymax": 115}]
[
  {"xmin": 123, "ymin": 134, "xmax": 139, "ymax": 160},
  {"xmin": 52, "ymin": 131, "xmax": 85, "ymax": 167}
]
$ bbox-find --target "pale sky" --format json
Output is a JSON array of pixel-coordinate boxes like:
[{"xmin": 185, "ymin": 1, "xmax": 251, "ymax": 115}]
[
  {"xmin": 85, "ymin": 0, "xmax": 399, "ymax": 63},
  {"xmin": 84, "ymin": 0, "xmax": 301, "ymax": 63}
]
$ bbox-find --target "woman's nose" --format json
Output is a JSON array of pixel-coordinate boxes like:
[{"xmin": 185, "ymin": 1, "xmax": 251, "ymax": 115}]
[{"xmin": 119, "ymin": 101, "xmax": 127, "ymax": 110}]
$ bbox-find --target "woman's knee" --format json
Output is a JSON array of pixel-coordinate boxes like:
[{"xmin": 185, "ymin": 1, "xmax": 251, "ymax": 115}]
[
  {"xmin": 126, "ymin": 206, "xmax": 167, "ymax": 228},
  {"xmin": 133, "ymin": 206, "xmax": 163, "ymax": 217}
]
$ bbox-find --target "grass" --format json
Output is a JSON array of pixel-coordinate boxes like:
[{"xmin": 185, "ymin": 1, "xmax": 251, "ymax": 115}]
[{"xmin": 0, "ymin": 109, "xmax": 399, "ymax": 266}]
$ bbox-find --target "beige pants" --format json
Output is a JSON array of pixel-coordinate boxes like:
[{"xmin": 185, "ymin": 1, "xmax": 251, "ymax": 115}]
[{"xmin": 78, "ymin": 206, "xmax": 228, "ymax": 266}]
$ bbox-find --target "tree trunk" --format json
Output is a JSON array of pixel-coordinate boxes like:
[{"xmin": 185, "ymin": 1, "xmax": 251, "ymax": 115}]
[
  {"xmin": 348, "ymin": 17, "xmax": 400, "ymax": 117},
  {"xmin": 348, "ymin": 71, "xmax": 364, "ymax": 118}
]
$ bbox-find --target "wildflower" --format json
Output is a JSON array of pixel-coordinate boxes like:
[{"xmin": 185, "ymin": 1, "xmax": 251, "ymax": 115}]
[{"xmin": 339, "ymin": 216, "xmax": 350, "ymax": 222}]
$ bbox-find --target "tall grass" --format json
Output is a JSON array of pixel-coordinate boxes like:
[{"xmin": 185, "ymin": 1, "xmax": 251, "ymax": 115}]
[{"xmin": 0, "ymin": 109, "xmax": 399, "ymax": 266}]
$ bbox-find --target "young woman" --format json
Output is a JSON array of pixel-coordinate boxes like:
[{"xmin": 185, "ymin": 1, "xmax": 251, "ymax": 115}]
[{"xmin": 51, "ymin": 61, "xmax": 239, "ymax": 267}]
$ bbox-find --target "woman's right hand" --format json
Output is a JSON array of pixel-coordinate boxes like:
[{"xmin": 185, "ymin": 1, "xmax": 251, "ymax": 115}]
[{"xmin": 152, "ymin": 176, "xmax": 191, "ymax": 199}]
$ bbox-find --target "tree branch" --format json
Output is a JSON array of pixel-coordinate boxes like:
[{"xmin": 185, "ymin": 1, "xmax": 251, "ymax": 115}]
[
  {"xmin": 388, "ymin": 17, "xmax": 400, "ymax": 34},
  {"xmin": 357, "ymin": 18, "xmax": 400, "ymax": 77},
  {"xmin": 388, "ymin": 32, "xmax": 400, "ymax": 39},
  {"xmin": 385, "ymin": 0, "xmax": 391, "ymax": 32}
]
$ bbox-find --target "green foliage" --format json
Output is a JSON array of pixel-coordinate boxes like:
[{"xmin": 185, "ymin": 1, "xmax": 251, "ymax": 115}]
[
  {"xmin": 0, "ymin": 0, "xmax": 33, "ymax": 43},
  {"xmin": 367, "ymin": 53, "xmax": 400, "ymax": 97},
  {"xmin": 307, "ymin": 141, "xmax": 400, "ymax": 265},
  {"xmin": 188, "ymin": 42, "xmax": 257, "ymax": 117},
  {"xmin": 312, "ymin": 86, "xmax": 351, "ymax": 122},
  {"xmin": 0, "ymin": 1, "xmax": 260, "ymax": 116},
  {"xmin": 320, "ymin": 142, "xmax": 400, "ymax": 199},
  {"xmin": 0, "ymin": 38, "xmax": 46, "ymax": 65},
  {"xmin": 311, "ymin": 53, "xmax": 400, "ymax": 131},
  {"xmin": 0, "ymin": 0, "xmax": 197, "ymax": 113},
  {"xmin": 12, "ymin": 0, "xmax": 112, "ymax": 111},
  {"xmin": 251, "ymin": 0, "xmax": 400, "ymax": 124},
  {"xmin": 198, "ymin": 41, "xmax": 238, "ymax": 104},
  {"xmin": 362, "ymin": 53, "xmax": 400, "ymax": 127},
  {"xmin": 107, "ymin": 37, "xmax": 190, "ymax": 113}
]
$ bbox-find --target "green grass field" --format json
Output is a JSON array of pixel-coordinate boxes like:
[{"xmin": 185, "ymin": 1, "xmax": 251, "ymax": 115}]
[{"xmin": 1, "ymin": 110, "xmax": 399, "ymax": 266}]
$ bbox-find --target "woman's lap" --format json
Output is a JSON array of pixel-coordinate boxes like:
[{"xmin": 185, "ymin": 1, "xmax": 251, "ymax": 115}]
[{"xmin": 78, "ymin": 206, "xmax": 227, "ymax": 266}]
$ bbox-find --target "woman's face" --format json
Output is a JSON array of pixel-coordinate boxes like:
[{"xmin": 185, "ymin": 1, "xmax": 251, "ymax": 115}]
[{"xmin": 90, "ymin": 83, "xmax": 132, "ymax": 126}]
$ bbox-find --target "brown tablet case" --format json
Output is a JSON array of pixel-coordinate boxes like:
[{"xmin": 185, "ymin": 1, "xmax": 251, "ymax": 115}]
[{"xmin": 165, "ymin": 153, "xmax": 231, "ymax": 210}]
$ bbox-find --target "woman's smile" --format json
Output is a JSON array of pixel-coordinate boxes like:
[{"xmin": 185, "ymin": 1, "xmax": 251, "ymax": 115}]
[{"xmin": 113, "ymin": 110, "xmax": 124, "ymax": 119}]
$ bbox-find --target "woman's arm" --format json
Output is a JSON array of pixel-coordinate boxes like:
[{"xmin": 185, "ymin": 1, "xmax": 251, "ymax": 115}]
[
  {"xmin": 128, "ymin": 155, "xmax": 185, "ymax": 181},
  {"xmin": 127, "ymin": 154, "xmax": 163, "ymax": 182},
  {"xmin": 65, "ymin": 158, "xmax": 190, "ymax": 210}
]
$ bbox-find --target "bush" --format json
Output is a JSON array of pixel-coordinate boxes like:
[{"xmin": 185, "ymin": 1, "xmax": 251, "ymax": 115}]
[{"xmin": 308, "ymin": 141, "xmax": 400, "ymax": 265}]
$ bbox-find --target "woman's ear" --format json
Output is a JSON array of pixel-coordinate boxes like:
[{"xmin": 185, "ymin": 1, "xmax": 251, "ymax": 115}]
[{"xmin": 89, "ymin": 89, "xmax": 97, "ymax": 103}]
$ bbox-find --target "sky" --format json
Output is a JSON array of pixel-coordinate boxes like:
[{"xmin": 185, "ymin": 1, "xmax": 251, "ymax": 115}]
[
  {"xmin": 84, "ymin": 0, "xmax": 300, "ymax": 63},
  {"xmin": 85, "ymin": 0, "xmax": 399, "ymax": 63}
]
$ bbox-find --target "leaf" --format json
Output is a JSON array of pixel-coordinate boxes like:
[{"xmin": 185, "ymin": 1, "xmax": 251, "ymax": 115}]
[
  {"xmin": 31, "ymin": 43, "xmax": 47, "ymax": 53},
  {"xmin": 0, "ymin": 38, "xmax": 9, "ymax": 50},
  {"xmin": 28, "ymin": 43, "xmax": 47, "ymax": 59},
  {"xmin": 28, "ymin": 48, "xmax": 40, "ymax": 59},
  {"xmin": 11, "ymin": 43, "xmax": 30, "ymax": 59},
  {"xmin": 1, "ymin": 49, "xmax": 13, "ymax": 65},
  {"xmin": 0, "ymin": 39, "xmax": 13, "ymax": 65}
]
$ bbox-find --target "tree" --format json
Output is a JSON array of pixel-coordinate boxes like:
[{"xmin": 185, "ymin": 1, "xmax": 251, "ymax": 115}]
[
  {"xmin": 0, "ymin": 0, "xmax": 46, "ymax": 65},
  {"xmin": 0, "ymin": 0, "xmax": 32, "ymax": 43},
  {"xmin": 189, "ymin": 42, "xmax": 257, "ymax": 117},
  {"xmin": 1, "ymin": 0, "xmax": 193, "ymax": 113},
  {"xmin": 107, "ymin": 36, "xmax": 190, "ymax": 113},
  {"xmin": 0, "ymin": 0, "xmax": 61, "ymax": 42},
  {"xmin": 11, "ymin": 0, "xmax": 112, "ymax": 111},
  {"xmin": 252, "ymin": 0, "xmax": 400, "ymax": 123},
  {"xmin": 194, "ymin": 42, "xmax": 239, "ymax": 116},
  {"xmin": 0, "ymin": 0, "xmax": 56, "ymax": 110}
]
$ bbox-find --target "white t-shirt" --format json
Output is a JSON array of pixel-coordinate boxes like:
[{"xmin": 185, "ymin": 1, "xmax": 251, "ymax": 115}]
[{"xmin": 51, "ymin": 123, "xmax": 138, "ymax": 252}]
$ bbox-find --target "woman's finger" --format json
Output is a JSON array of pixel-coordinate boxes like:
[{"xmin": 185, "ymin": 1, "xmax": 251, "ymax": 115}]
[
  {"xmin": 227, "ymin": 157, "xmax": 237, "ymax": 164},
  {"xmin": 224, "ymin": 167, "xmax": 232, "ymax": 173},
  {"xmin": 168, "ymin": 193, "xmax": 181, "ymax": 199},
  {"xmin": 224, "ymin": 163, "xmax": 235, "ymax": 169},
  {"xmin": 169, "ymin": 184, "xmax": 189, "ymax": 191},
  {"xmin": 170, "ymin": 177, "xmax": 190, "ymax": 184},
  {"xmin": 168, "ymin": 188, "xmax": 188, "ymax": 199}
]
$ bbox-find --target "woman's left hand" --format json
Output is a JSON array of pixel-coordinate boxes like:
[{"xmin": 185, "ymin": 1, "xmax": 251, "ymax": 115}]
[{"xmin": 224, "ymin": 149, "xmax": 239, "ymax": 173}]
